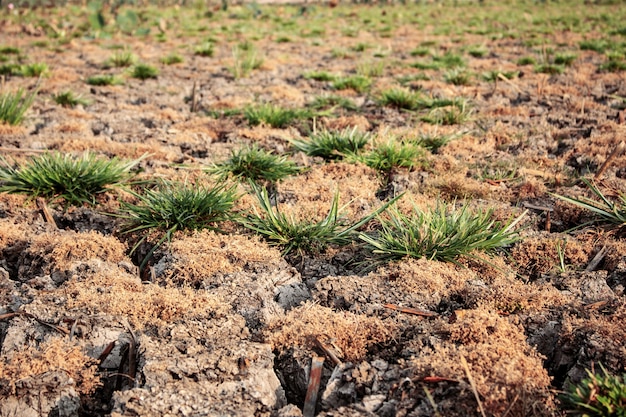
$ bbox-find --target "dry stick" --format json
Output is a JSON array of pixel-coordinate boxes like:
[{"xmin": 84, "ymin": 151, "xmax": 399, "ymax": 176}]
[
  {"xmin": 302, "ymin": 356, "xmax": 325, "ymax": 417},
  {"xmin": 460, "ymin": 355, "xmax": 486, "ymax": 417},
  {"xmin": 313, "ymin": 336, "xmax": 342, "ymax": 366},
  {"xmin": 595, "ymin": 141, "xmax": 625, "ymax": 180},
  {"xmin": 384, "ymin": 303, "xmax": 439, "ymax": 317},
  {"xmin": 585, "ymin": 245, "xmax": 609, "ymax": 272},
  {"xmin": 36, "ymin": 197, "xmax": 58, "ymax": 229},
  {"xmin": 0, "ymin": 147, "xmax": 48, "ymax": 154},
  {"xmin": 497, "ymin": 73, "xmax": 522, "ymax": 94},
  {"xmin": 97, "ymin": 341, "xmax": 117, "ymax": 365},
  {"xmin": 190, "ymin": 81, "xmax": 198, "ymax": 113},
  {"xmin": 0, "ymin": 311, "xmax": 69, "ymax": 334}
]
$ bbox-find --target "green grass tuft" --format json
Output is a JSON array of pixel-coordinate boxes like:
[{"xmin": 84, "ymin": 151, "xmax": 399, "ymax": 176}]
[
  {"xmin": 291, "ymin": 127, "xmax": 371, "ymax": 160},
  {"xmin": 354, "ymin": 140, "xmax": 425, "ymax": 174},
  {"xmin": 244, "ymin": 103, "xmax": 311, "ymax": 128},
  {"xmin": 0, "ymin": 88, "xmax": 37, "ymax": 125},
  {"xmin": 86, "ymin": 74, "xmax": 124, "ymax": 86},
  {"xmin": 554, "ymin": 179, "xmax": 626, "ymax": 226},
  {"xmin": 208, "ymin": 144, "xmax": 303, "ymax": 184},
  {"xmin": 131, "ymin": 63, "xmax": 159, "ymax": 80},
  {"xmin": 120, "ymin": 181, "xmax": 238, "ymax": 270},
  {"xmin": 53, "ymin": 91, "xmax": 91, "ymax": 108},
  {"xmin": 358, "ymin": 201, "xmax": 523, "ymax": 265},
  {"xmin": 240, "ymin": 184, "xmax": 401, "ymax": 257},
  {"xmin": 560, "ymin": 365, "xmax": 626, "ymax": 417},
  {"xmin": 332, "ymin": 75, "xmax": 372, "ymax": 93},
  {"xmin": 0, "ymin": 152, "xmax": 141, "ymax": 206},
  {"xmin": 105, "ymin": 50, "xmax": 137, "ymax": 68}
]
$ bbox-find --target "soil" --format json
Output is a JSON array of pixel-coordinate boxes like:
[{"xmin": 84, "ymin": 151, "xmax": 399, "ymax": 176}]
[{"xmin": 1, "ymin": 1, "xmax": 626, "ymax": 416}]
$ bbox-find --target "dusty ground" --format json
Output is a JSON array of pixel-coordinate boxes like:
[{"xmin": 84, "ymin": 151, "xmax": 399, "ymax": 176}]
[{"xmin": 1, "ymin": 1, "xmax": 626, "ymax": 416}]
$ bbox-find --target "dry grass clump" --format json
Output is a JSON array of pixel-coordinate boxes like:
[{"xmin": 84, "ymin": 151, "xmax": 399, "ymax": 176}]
[
  {"xmin": 0, "ymin": 219, "xmax": 27, "ymax": 251},
  {"xmin": 413, "ymin": 309, "xmax": 555, "ymax": 416},
  {"xmin": 511, "ymin": 233, "xmax": 593, "ymax": 279},
  {"xmin": 380, "ymin": 257, "xmax": 471, "ymax": 306},
  {"xmin": 28, "ymin": 230, "xmax": 127, "ymax": 273},
  {"xmin": 277, "ymin": 162, "xmax": 380, "ymax": 221},
  {"xmin": 265, "ymin": 302, "xmax": 395, "ymax": 362},
  {"xmin": 0, "ymin": 336, "xmax": 101, "ymax": 396},
  {"xmin": 63, "ymin": 265, "xmax": 230, "ymax": 329},
  {"xmin": 559, "ymin": 301, "xmax": 626, "ymax": 373},
  {"xmin": 159, "ymin": 230, "xmax": 283, "ymax": 286}
]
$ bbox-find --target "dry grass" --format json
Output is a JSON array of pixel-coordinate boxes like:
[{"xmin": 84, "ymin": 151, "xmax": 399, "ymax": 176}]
[
  {"xmin": 413, "ymin": 309, "xmax": 555, "ymax": 416},
  {"xmin": 159, "ymin": 230, "xmax": 283, "ymax": 286},
  {"xmin": 63, "ymin": 264, "xmax": 230, "ymax": 329},
  {"xmin": 0, "ymin": 336, "xmax": 101, "ymax": 396},
  {"xmin": 28, "ymin": 230, "xmax": 127, "ymax": 273},
  {"xmin": 265, "ymin": 302, "xmax": 395, "ymax": 362}
]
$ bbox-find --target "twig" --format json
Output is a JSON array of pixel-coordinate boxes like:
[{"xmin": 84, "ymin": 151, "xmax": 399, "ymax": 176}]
[
  {"xmin": 594, "ymin": 141, "xmax": 625, "ymax": 180},
  {"xmin": 497, "ymin": 73, "xmax": 522, "ymax": 94},
  {"xmin": 423, "ymin": 386, "xmax": 443, "ymax": 417},
  {"xmin": 303, "ymin": 356, "xmax": 325, "ymax": 417},
  {"xmin": 460, "ymin": 355, "xmax": 486, "ymax": 417},
  {"xmin": 36, "ymin": 198, "xmax": 58, "ymax": 229},
  {"xmin": 0, "ymin": 147, "xmax": 48, "ymax": 154},
  {"xmin": 0, "ymin": 311, "xmax": 69, "ymax": 334},
  {"xmin": 98, "ymin": 341, "xmax": 117, "ymax": 365},
  {"xmin": 313, "ymin": 335, "xmax": 342, "ymax": 366},
  {"xmin": 190, "ymin": 81, "xmax": 198, "ymax": 113},
  {"xmin": 384, "ymin": 303, "xmax": 438, "ymax": 317},
  {"xmin": 585, "ymin": 245, "xmax": 608, "ymax": 272}
]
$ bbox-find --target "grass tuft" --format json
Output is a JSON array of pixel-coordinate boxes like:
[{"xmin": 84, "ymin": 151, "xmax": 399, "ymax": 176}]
[
  {"xmin": 131, "ymin": 63, "xmax": 159, "ymax": 80},
  {"xmin": 86, "ymin": 74, "xmax": 124, "ymax": 86},
  {"xmin": 53, "ymin": 91, "xmax": 91, "ymax": 108},
  {"xmin": 332, "ymin": 75, "xmax": 372, "ymax": 93},
  {"xmin": 0, "ymin": 152, "xmax": 141, "ymax": 206},
  {"xmin": 0, "ymin": 88, "xmax": 37, "ymax": 125},
  {"xmin": 105, "ymin": 50, "xmax": 137, "ymax": 68},
  {"xmin": 354, "ymin": 140, "xmax": 425, "ymax": 174},
  {"xmin": 291, "ymin": 127, "xmax": 371, "ymax": 160},
  {"xmin": 240, "ymin": 184, "xmax": 401, "ymax": 257},
  {"xmin": 208, "ymin": 144, "xmax": 303, "ymax": 184},
  {"xmin": 120, "ymin": 181, "xmax": 237, "ymax": 270},
  {"xmin": 560, "ymin": 364, "xmax": 626, "ymax": 417},
  {"xmin": 359, "ymin": 201, "xmax": 523, "ymax": 265},
  {"xmin": 554, "ymin": 179, "xmax": 626, "ymax": 226},
  {"xmin": 244, "ymin": 103, "xmax": 310, "ymax": 128}
]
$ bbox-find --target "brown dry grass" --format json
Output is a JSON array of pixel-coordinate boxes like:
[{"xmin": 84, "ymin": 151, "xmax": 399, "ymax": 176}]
[
  {"xmin": 63, "ymin": 264, "xmax": 230, "ymax": 329},
  {"xmin": 160, "ymin": 230, "xmax": 283, "ymax": 286},
  {"xmin": 0, "ymin": 219, "xmax": 28, "ymax": 251},
  {"xmin": 413, "ymin": 309, "xmax": 555, "ymax": 416},
  {"xmin": 28, "ymin": 230, "xmax": 127, "ymax": 273},
  {"xmin": 265, "ymin": 302, "xmax": 395, "ymax": 362},
  {"xmin": 0, "ymin": 336, "xmax": 101, "ymax": 396}
]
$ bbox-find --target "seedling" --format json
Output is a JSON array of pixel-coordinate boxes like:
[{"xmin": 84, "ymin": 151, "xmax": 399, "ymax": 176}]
[
  {"xmin": 359, "ymin": 201, "xmax": 523, "ymax": 265},
  {"xmin": 161, "ymin": 54, "xmax": 183, "ymax": 65},
  {"xmin": 554, "ymin": 180, "xmax": 626, "ymax": 226},
  {"xmin": 332, "ymin": 75, "xmax": 372, "ymax": 93},
  {"xmin": 53, "ymin": 91, "xmax": 91, "ymax": 108},
  {"xmin": 377, "ymin": 88, "xmax": 423, "ymax": 111},
  {"xmin": 229, "ymin": 43, "xmax": 263, "ymax": 79},
  {"xmin": 409, "ymin": 131, "xmax": 462, "ymax": 153},
  {"xmin": 468, "ymin": 45, "xmax": 488, "ymax": 58},
  {"xmin": 240, "ymin": 184, "xmax": 401, "ymax": 257},
  {"xmin": 86, "ymin": 74, "xmax": 124, "ymax": 86},
  {"xmin": 303, "ymin": 70, "xmax": 337, "ymax": 82},
  {"xmin": 0, "ymin": 152, "xmax": 141, "ymax": 206},
  {"xmin": 244, "ymin": 103, "xmax": 310, "ymax": 128},
  {"xmin": 291, "ymin": 127, "xmax": 371, "ymax": 160},
  {"xmin": 308, "ymin": 94, "xmax": 357, "ymax": 111},
  {"xmin": 422, "ymin": 101, "xmax": 472, "ymax": 125},
  {"xmin": 443, "ymin": 68, "xmax": 472, "ymax": 86},
  {"xmin": 356, "ymin": 60, "xmax": 385, "ymax": 78},
  {"xmin": 208, "ymin": 144, "xmax": 303, "ymax": 185},
  {"xmin": 0, "ymin": 88, "xmax": 37, "ymax": 125},
  {"xmin": 560, "ymin": 365, "xmax": 626, "ymax": 417},
  {"xmin": 554, "ymin": 52, "xmax": 577, "ymax": 66},
  {"xmin": 20, "ymin": 62, "xmax": 49, "ymax": 77},
  {"xmin": 105, "ymin": 50, "xmax": 137, "ymax": 68},
  {"xmin": 194, "ymin": 41, "xmax": 214, "ymax": 57},
  {"xmin": 356, "ymin": 139, "xmax": 424, "ymax": 173},
  {"xmin": 517, "ymin": 56, "xmax": 537, "ymax": 66},
  {"xmin": 131, "ymin": 64, "xmax": 159, "ymax": 80},
  {"xmin": 120, "ymin": 181, "xmax": 237, "ymax": 271}
]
